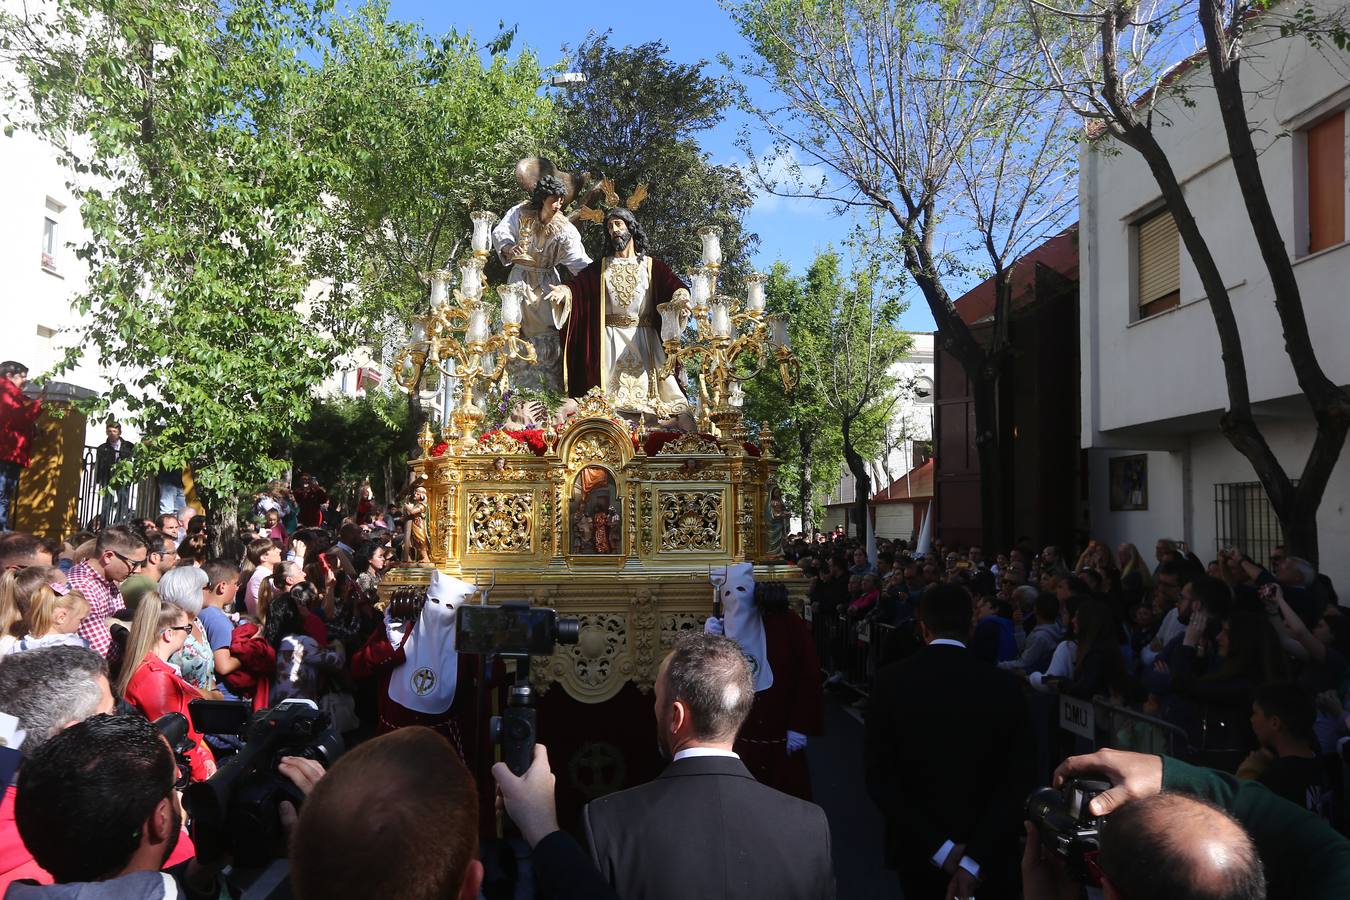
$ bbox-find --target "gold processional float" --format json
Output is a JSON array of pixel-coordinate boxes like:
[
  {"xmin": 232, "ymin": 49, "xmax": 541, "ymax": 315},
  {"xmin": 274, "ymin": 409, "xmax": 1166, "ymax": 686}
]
[{"xmin": 382, "ymin": 198, "xmax": 799, "ymax": 707}]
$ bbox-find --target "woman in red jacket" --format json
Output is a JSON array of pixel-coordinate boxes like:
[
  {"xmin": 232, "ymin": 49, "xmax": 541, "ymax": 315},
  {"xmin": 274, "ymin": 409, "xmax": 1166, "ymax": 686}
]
[{"xmin": 116, "ymin": 593, "xmax": 216, "ymax": 781}]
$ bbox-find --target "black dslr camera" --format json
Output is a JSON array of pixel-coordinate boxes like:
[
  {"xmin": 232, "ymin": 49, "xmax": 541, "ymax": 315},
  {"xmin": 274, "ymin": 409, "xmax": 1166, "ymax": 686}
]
[
  {"xmin": 183, "ymin": 698, "xmax": 344, "ymax": 868},
  {"xmin": 1025, "ymin": 778, "xmax": 1111, "ymax": 883},
  {"xmin": 454, "ymin": 599, "xmax": 580, "ymax": 776},
  {"xmin": 153, "ymin": 713, "xmax": 195, "ymax": 789}
]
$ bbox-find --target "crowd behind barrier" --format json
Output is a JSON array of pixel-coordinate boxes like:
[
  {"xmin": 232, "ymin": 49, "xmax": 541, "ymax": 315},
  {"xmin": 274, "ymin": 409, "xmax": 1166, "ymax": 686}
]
[{"xmin": 1, "ymin": 390, "xmax": 1350, "ymax": 899}]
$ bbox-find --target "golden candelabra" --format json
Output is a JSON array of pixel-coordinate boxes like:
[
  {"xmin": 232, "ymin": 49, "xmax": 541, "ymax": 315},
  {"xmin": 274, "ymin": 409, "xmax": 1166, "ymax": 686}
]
[
  {"xmin": 656, "ymin": 227, "xmax": 800, "ymax": 444},
  {"xmin": 391, "ymin": 245, "xmax": 536, "ymax": 451}
]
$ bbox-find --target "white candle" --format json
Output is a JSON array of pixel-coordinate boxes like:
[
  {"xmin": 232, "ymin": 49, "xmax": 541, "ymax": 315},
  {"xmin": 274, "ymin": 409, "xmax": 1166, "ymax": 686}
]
[
  {"xmin": 500, "ymin": 283, "xmax": 523, "ymax": 327},
  {"xmin": 470, "ymin": 210, "xmax": 497, "ymax": 255},
  {"xmin": 460, "ymin": 258, "xmax": 484, "ymax": 300},
  {"xmin": 710, "ymin": 300, "xmax": 731, "ymax": 339},
  {"xmin": 467, "ymin": 305, "xmax": 488, "ymax": 344},
  {"xmin": 698, "ymin": 226, "xmax": 723, "ymax": 267},
  {"xmin": 430, "ymin": 269, "xmax": 451, "ymax": 307},
  {"xmin": 746, "ymin": 272, "xmax": 766, "ymax": 315}
]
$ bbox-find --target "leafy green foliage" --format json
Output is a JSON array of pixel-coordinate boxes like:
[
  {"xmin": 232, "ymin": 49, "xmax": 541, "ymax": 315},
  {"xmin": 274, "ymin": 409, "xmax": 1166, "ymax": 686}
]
[
  {"xmin": 555, "ymin": 34, "xmax": 757, "ymax": 290},
  {"xmin": 291, "ymin": 387, "xmax": 412, "ymax": 504}
]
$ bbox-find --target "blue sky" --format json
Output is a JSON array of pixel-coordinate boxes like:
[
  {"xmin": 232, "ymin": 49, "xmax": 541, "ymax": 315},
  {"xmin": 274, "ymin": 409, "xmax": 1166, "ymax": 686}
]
[{"xmin": 383, "ymin": 0, "xmax": 938, "ymax": 333}]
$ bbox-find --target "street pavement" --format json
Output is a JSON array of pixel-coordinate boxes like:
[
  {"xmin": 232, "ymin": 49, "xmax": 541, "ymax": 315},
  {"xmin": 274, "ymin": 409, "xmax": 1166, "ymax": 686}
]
[{"xmin": 808, "ymin": 694, "xmax": 897, "ymax": 898}]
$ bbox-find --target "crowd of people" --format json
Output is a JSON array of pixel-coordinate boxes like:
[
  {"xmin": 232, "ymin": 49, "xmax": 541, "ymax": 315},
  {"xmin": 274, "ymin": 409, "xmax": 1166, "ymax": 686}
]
[{"xmin": 0, "ymin": 414, "xmax": 1349, "ymax": 899}]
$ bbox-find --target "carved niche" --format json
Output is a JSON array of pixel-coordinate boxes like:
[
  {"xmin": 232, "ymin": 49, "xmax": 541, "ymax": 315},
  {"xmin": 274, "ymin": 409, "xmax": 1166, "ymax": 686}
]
[
  {"xmin": 466, "ymin": 491, "xmax": 533, "ymax": 553},
  {"xmin": 658, "ymin": 490, "xmax": 724, "ymax": 552}
]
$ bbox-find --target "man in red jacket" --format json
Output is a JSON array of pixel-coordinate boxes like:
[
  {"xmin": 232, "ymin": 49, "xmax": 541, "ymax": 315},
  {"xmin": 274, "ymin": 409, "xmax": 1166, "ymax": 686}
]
[{"xmin": 0, "ymin": 362, "xmax": 42, "ymax": 533}]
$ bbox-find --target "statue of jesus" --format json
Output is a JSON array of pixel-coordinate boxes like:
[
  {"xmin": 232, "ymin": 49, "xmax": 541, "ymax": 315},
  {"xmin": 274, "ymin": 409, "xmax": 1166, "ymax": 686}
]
[{"xmin": 546, "ymin": 208, "xmax": 692, "ymax": 423}]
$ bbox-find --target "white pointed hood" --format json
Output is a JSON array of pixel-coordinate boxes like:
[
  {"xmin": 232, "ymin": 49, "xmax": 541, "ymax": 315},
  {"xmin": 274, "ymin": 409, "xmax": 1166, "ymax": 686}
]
[
  {"xmin": 716, "ymin": 562, "xmax": 774, "ymax": 692},
  {"xmin": 387, "ymin": 570, "xmax": 474, "ymax": 714}
]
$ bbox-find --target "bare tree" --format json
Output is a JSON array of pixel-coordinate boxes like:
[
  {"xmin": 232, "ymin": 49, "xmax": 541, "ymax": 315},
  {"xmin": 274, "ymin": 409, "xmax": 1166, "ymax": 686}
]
[
  {"xmin": 728, "ymin": 0, "xmax": 1078, "ymax": 550},
  {"xmin": 1024, "ymin": 0, "xmax": 1350, "ymax": 565}
]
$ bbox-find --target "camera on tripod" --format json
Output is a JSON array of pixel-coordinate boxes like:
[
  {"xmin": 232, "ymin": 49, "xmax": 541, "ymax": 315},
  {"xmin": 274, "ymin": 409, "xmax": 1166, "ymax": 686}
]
[
  {"xmin": 183, "ymin": 698, "xmax": 344, "ymax": 868},
  {"xmin": 1025, "ymin": 777, "xmax": 1111, "ymax": 883},
  {"xmin": 453, "ymin": 600, "xmax": 580, "ymax": 775}
]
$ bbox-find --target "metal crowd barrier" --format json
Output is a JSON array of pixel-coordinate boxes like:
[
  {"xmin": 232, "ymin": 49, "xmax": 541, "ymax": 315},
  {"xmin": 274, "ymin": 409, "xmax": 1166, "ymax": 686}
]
[{"xmin": 806, "ymin": 603, "xmax": 893, "ymax": 698}]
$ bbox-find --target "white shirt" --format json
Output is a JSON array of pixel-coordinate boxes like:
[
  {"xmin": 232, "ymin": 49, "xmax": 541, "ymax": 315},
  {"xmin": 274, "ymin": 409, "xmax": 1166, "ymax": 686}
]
[{"xmin": 672, "ymin": 747, "xmax": 740, "ymax": 762}]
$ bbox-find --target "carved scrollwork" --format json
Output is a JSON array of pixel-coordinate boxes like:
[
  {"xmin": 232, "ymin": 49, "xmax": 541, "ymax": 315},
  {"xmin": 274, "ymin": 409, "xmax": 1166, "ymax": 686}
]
[
  {"xmin": 434, "ymin": 490, "xmax": 452, "ymax": 561},
  {"xmin": 640, "ymin": 487, "xmax": 653, "ymax": 556},
  {"xmin": 571, "ymin": 435, "xmax": 618, "ymax": 466},
  {"xmin": 658, "ymin": 491, "xmax": 723, "ymax": 552},
  {"xmin": 532, "ymin": 613, "xmax": 632, "ymax": 702},
  {"xmin": 655, "ymin": 433, "xmax": 722, "ymax": 456},
  {"xmin": 466, "ymin": 492, "xmax": 533, "ymax": 553},
  {"xmin": 475, "ymin": 431, "xmax": 532, "ymax": 456},
  {"xmin": 631, "ymin": 587, "xmax": 659, "ymax": 693},
  {"xmin": 570, "ymin": 387, "xmax": 620, "ymax": 421}
]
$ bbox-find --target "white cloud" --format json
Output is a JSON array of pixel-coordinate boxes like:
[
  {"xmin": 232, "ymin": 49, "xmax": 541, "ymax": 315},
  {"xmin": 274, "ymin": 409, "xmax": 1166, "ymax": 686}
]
[{"xmin": 727, "ymin": 146, "xmax": 835, "ymax": 217}]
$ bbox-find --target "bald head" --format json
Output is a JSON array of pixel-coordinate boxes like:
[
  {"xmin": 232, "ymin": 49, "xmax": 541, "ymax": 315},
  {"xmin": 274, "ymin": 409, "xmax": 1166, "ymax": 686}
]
[{"xmin": 1099, "ymin": 793, "xmax": 1265, "ymax": 900}]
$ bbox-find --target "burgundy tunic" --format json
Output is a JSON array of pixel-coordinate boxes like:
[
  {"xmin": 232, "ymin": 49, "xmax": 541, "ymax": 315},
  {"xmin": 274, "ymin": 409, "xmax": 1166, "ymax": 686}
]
[{"xmin": 561, "ymin": 255, "xmax": 687, "ymax": 398}]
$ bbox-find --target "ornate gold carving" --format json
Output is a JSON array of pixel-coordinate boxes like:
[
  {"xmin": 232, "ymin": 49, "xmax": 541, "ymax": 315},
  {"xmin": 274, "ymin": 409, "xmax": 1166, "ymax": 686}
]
[
  {"xmin": 631, "ymin": 587, "xmax": 659, "ymax": 694},
  {"xmin": 467, "ymin": 492, "xmax": 533, "ymax": 553},
  {"xmin": 659, "ymin": 491, "xmax": 723, "ymax": 552},
  {"xmin": 571, "ymin": 435, "xmax": 617, "ymax": 465},
  {"xmin": 533, "ymin": 613, "xmax": 633, "ymax": 703},
  {"xmin": 640, "ymin": 487, "xmax": 653, "ymax": 555},
  {"xmin": 571, "ymin": 387, "xmax": 619, "ymax": 421},
  {"xmin": 656, "ymin": 433, "xmax": 722, "ymax": 456},
  {"xmin": 435, "ymin": 490, "xmax": 451, "ymax": 562},
  {"xmin": 607, "ymin": 258, "xmax": 641, "ymax": 308},
  {"xmin": 475, "ymin": 432, "xmax": 531, "ymax": 456}
]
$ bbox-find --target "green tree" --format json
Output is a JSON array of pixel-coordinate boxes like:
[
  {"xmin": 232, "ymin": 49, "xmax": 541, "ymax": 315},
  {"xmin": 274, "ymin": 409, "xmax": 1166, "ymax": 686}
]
[
  {"xmin": 728, "ymin": 0, "xmax": 1077, "ymax": 550},
  {"xmin": 1025, "ymin": 0, "xmax": 1350, "ymax": 566},
  {"xmin": 556, "ymin": 33, "xmax": 757, "ymax": 288},
  {"xmin": 742, "ymin": 261, "xmax": 843, "ymax": 532},
  {"xmin": 1, "ymin": 0, "xmax": 350, "ymax": 550},
  {"xmin": 305, "ymin": 2, "xmax": 560, "ymax": 332},
  {"xmin": 745, "ymin": 249, "xmax": 909, "ymax": 537},
  {"xmin": 290, "ymin": 387, "xmax": 412, "ymax": 509}
]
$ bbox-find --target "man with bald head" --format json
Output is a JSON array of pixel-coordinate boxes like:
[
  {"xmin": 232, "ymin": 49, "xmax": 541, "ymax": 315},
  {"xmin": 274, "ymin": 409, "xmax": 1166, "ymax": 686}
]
[{"xmin": 582, "ymin": 632, "xmax": 834, "ymax": 899}]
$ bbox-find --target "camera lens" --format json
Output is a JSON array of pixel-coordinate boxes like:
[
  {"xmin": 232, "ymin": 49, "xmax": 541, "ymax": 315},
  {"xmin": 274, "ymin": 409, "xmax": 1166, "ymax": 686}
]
[{"xmin": 555, "ymin": 616, "xmax": 581, "ymax": 645}]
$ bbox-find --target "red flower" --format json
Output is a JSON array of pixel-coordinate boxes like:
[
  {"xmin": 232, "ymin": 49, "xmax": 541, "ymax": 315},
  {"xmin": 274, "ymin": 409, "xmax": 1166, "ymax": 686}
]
[
  {"xmin": 478, "ymin": 429, "xmax": 547, "ymax": 457},
  {"xmin": 430, "ymin": 441, "xmax": 449, "ymax": 457}
]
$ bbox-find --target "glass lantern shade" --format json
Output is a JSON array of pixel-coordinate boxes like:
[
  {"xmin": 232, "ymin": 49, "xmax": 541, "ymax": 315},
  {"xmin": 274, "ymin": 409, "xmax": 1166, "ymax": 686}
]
[
  {"xmin": 500, "ymin": 283, "xmax": 524, "ymax": 327},
  {"xmin": 658, "ymin": 302, "xmax": 684, "ymax": 342},
  {"xmin": 459, "ymin": 258, "xmax": 485, "ymax": 301},
  {"xmin": 689, "ymin": 267, "xmax": 712, "ymax": 309},
  {"xmin": 430, "ymin": 269, "xmax": 451, "ymax": 307},
  {"xmin": 746, "ymin": 273, "xmax": 767, "ymax": 315},
  {"xmin": 698, "ymin": 226, "xmax": 723, "ymax": 267},
  {"xmin": 470, "ymin": 210, "xmax": 498, "ymax": 255},
  {"xmin": 466, "ymin": 304, "xmax": 489, "ymax": 344},
  {"xmin": 767, "ymin": 314, "xmax": 789, "ymax": 348},
  {"xmin": 710, "ymin": 299, "xmax": 732, "ymax": 339}
]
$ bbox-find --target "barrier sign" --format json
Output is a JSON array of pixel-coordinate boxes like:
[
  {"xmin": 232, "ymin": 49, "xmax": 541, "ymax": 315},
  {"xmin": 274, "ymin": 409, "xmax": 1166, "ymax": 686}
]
[{"xmin": 1060, "ymin": 694, "xmax": 1095, "ymax": 740}]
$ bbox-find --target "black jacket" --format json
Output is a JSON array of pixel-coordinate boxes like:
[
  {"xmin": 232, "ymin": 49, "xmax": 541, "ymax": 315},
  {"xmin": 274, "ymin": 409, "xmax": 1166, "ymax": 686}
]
[
  {"xmin": 864, "ymin": 642, "xmax": 1034, "ymax": 887},
  {"xmin": 583, "ymin": 754, "xmax": 835, "ymax": 900},
  {"xmin": 95, "ymin": 439, "xmax": 134, "ymax": 484}
]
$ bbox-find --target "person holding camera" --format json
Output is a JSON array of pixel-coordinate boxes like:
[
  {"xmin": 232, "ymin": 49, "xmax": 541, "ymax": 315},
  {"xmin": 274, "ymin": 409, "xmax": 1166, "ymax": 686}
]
[
  {"xmin": 7, "ymin": 713, "xmax": 324, "ymax": 899},
  {"xmin": 1034, "ymin": 748, "xmax": 1350, "ymax": 900}
]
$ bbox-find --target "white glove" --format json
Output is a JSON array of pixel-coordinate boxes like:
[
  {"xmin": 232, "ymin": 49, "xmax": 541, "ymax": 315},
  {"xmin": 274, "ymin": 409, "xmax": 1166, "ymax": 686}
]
[
  {"xmin": 384, "ymin": 610, "xmax": 408, "ymax": 647},
  {"xmin": 786, "ymin": 730, "xmax": 807, "ymax": 754},
  {"xmin": 703, "ymin": 616, "xmax": 725, "ymax": 636}
]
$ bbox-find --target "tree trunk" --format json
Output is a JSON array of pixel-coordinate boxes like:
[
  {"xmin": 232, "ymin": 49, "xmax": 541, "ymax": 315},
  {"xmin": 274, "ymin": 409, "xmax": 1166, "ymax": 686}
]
[
  {"xmin": 972, "ymin": 372, "xmax": 1007, "ymax": 553},
  {"xmin": 206, "ymin": 500, "xmax": 236, "ymax": 560},
  {"xmin": 842, "ymin": 415, "xmax": 871, "ymax": 542},
  {"xmin": 798, "ymin": 429, "xmax": 816, "ymax": 535}
]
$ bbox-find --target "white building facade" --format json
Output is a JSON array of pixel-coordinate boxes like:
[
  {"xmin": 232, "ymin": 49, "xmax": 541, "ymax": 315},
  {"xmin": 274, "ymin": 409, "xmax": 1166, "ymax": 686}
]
[
  {"xmin": 1080, "ymin": 8, "xmax": 1350, "ymax": 589},
  {"xmin": 821, "ymin": 332, "xmax": 934, "ymax": 538}
]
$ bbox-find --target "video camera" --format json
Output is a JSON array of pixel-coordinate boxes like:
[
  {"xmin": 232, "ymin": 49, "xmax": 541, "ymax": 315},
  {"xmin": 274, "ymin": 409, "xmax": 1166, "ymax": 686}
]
[
  {"xmin": 1025, "ymin": 778, "xmax": 1110, "ymax": 884},
  {"xmin": 453, "ymin": 599, "xmax": 579, "ymax": 776},
  {"xmin": 152, "ymin": 713, "xmax": 194, "ymax": 789},
  {"xmin": 183, "ymin": 698, "xmax": 344, "ymax": 868}
]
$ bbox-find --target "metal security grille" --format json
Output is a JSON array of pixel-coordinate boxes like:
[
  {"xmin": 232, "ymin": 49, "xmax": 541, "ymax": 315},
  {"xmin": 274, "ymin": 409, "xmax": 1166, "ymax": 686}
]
[{"xmin": 1213, "ymin": 482, "xmax": 1285, "ymax": 565}]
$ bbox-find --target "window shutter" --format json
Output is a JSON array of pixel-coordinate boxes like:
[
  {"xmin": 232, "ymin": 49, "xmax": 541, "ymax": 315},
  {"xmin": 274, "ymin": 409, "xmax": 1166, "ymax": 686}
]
[
  {"xmin": 1307, "ymin": 111, "xmax": 1345, "ymax": 254},
  {"xmin": 1138, "ymin": 210, "xmax": 1180, "ymax": 311}
]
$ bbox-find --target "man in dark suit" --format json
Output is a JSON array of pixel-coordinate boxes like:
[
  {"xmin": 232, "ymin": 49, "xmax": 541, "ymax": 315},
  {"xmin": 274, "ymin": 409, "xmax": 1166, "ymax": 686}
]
[
  {"xmin": 583, "ymin": 631, "xmax": 835, "ymax": 900},
  {"xmin": 95, "ymin": 421, "xmax": 135, "ymax": 524},
  {"xmin": 865, "ymin": 583, "xmax": 1034, "ymax": 900}
]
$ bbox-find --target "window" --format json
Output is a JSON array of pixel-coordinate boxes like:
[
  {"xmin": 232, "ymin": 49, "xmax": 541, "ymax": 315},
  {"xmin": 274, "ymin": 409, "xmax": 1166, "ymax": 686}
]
[
  {"xmin": 1306, "ymin": 111, "xmax": 1345, "ymax": 254},
  {"xmin": 1136, "ymin": 209, "xmax": 1180, "ymax": 319},
  {"xmin": 41, "ymin": 197, "xmax": 64, "ymax": 273},
  {"xmin": 1213, "ymin": 481, "xmax": 1285, "ymax": 567}
]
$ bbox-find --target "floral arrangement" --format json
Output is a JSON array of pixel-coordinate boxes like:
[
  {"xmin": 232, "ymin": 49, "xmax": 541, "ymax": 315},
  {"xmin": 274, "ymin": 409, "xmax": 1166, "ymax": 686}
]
[{"xmin": 430, "ymin": 441, "xmax": 449, "ymax": 458}]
